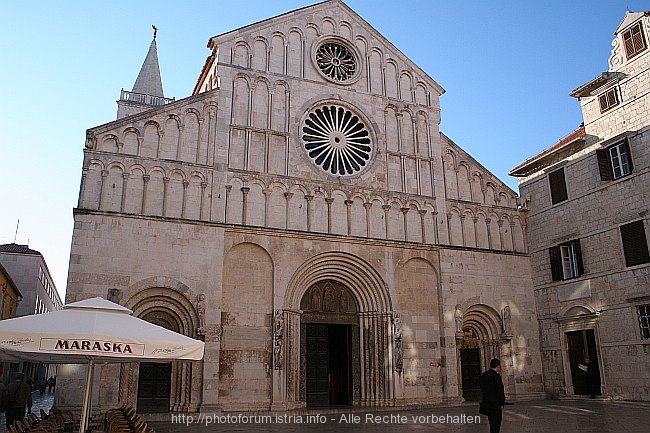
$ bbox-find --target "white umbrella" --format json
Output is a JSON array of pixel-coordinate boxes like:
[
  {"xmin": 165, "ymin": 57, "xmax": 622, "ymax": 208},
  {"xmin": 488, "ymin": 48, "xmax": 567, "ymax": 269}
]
[{"xmin": 0, "ymin": 297, "xmax": 205, "ymax": 432}]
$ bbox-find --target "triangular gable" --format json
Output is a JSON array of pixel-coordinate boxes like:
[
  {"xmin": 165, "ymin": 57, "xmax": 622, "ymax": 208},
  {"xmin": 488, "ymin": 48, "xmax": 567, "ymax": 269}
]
[
  {"xmin": 441, "ymin": 132, "xmax": 517, "ymax": 196},
  {"xmin": 206, "ymin": 0, "xmax": 444, "ymax": 95},
  {"xmin": 615, "ymin": 10, "xmax": 650, "ymax": 34}
]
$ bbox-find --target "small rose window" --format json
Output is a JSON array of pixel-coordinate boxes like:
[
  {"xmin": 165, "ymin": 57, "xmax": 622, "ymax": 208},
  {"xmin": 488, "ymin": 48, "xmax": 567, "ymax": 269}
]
[{"xmin": 315, "ymin": 42, "xmax": 357, "ymax": 82}]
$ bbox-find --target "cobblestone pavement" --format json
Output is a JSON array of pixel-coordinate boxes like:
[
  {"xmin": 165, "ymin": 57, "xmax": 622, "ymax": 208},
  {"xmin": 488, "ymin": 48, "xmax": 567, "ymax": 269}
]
[
  {"xmin": 4, "ymin": 394, "xmax": 649, "ymax": 433},
  {"xmin": 149, "ymin": 399, "xmax": 650, "ymax": 433}
]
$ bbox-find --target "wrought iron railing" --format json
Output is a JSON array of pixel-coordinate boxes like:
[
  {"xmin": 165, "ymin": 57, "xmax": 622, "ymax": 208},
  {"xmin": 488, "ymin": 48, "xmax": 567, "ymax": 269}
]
[{"xmin": 120, "ymin": 89, "xmax": 175, "ymax": 106}]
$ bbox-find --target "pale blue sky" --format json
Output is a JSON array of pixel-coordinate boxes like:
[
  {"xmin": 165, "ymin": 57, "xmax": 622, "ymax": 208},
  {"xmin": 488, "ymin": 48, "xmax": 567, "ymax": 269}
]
[{"xmin": 0, "ymin": 0, "xmax": 645, "ymax": 299}]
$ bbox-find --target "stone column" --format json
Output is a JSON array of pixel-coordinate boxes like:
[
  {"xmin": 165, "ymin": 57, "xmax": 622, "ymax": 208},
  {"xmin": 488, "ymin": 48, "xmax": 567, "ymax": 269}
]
[
  {"xmin": 325, "ymin": 198, "xmax": 334, "ymax": 234},
  {"xmin": 305, "ymin": 195, "xmax": 314, "ymax": 231},
  {"xmin": 401, "ymin": 207, "xmax": 409, "ymax": 241},
  {"xmin": 181, "ymin": 180, "xmax": 189, "ymax": 218},
  {"xmin": 284, "ymin": 192, "xmax": 293, "ymax": 229},
  {"xmin": 141, "ymin": 174, "xmax": 150, "ymax": 214},
  {"xmin": 120, "ymin": 172, "xmax": 129, "ymax": 212},
  {"xmin": 344, "ymin": 199, "xmax": 354, "ymax": 235},
  {"xmin": 418, "ymin": 209, "xmax": 428, "ymax": 243},
  {"xmin": 363, "ymin": 202, "xmax": 372, "ymax": 237},
  {"xmin": 241, "ymin": 186, "xmax": 250, "ymax": 225},
  {"xmin": 382, "ymin": 204, "xmax": 391, "ymax": 239},
  {"xmin": 98, "ymin": 170, "xmax": 108, "ymax": 210},
  {"xmin": 162, "ymin": 176, "xmax": 170, "ymax": 216}
]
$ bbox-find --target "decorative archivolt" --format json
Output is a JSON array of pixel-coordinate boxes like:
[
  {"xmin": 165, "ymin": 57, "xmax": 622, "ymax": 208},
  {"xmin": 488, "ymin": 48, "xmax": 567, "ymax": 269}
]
[
  {"xmin": 462, "ymin": 304, "xmax": 503, "ymax": 341},
  {"xmin": 284, "ymin": 251, "xmax": 391, "ymax": 312},
  {"xmin": 125, "ymin": 283, "xmax": 200, "ymax": 337}
]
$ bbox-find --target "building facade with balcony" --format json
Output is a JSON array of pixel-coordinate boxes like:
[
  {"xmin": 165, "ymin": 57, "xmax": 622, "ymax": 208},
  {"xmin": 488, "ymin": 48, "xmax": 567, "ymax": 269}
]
[{"xmin": 511, "ymin": 11, "xmax": 650, "ymax": 400}]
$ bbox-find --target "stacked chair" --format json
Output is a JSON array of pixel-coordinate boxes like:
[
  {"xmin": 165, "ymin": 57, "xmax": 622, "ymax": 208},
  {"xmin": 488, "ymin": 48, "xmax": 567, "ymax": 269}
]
[
  {"xmin": 103, "ymin": 406, "xmax": 155, "ymax": 433},
  {"xmin": 6, "ymin": 408, "xmax": 73, "ymax": 433}
]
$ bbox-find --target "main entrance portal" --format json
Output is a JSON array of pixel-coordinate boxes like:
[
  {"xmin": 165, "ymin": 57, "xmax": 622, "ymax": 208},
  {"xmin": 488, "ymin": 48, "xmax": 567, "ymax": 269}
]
[
  {"xmin": 300, "ymin": 280, "xmax": 359, "ymax": 408},
  {"xmin": 305, "ymin": 324, "xmax": 352, "ymax": 406}
]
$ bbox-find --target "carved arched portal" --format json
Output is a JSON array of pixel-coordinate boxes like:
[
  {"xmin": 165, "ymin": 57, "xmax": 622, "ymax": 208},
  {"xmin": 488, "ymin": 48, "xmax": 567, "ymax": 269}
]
[
  {"xmin": 279, "ymin": 252, "xmax": 393, "ymax": 408},
  {"xmin": 119, "ymin": 287, "xmax": 203, "ymax": 413},
  {"xmin": 456, "ymin": 304, "xmax": 506, "ymax": 402}
]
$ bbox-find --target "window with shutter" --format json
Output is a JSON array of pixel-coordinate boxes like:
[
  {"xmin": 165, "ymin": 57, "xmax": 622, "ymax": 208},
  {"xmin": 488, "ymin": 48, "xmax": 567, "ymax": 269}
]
[
  {"xmin": 597, "ymin": 139, "xmax": 633, "ymax": 181},
  {"xmin": 549, "ymin": 246, "xmax": 563, "ymax": 281},
  {"xmin": 620, "ymin": 220, "xmax": 650, "ymax": 267},
  {"xmin": 596, "ymin": 149, "xmax": 614, "ymax": 181},
  {"xmin": 549, "ymin": 167, "xmax": 568, "ymax": 205},
  {"xmin": 623, "ymin": 22, "xmax": 648, "ymax": 60},
  {"xmin": 549, "ymin": 239, "xmax": 583, "ymax": 281},
  {"xmin": 598, "ymin": 87, "xmax": 619, "ymax": 113}
]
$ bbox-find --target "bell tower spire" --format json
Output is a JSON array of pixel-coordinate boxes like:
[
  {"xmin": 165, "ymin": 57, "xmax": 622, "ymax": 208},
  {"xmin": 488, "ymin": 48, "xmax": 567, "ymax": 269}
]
[{"xmin": 116, "ymin": 26, "xmax": 174, "ymax": 119}]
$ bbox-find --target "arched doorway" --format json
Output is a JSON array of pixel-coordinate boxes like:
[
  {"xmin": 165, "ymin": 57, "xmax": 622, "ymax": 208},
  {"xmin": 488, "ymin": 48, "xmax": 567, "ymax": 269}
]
[
  {"xmin": 280, "ymin": 252, "xmax": 394, "ymax": 408},
  {"xmin": 556, "ymin": 305, "xmax": 604, "ymax": 397},
  {"xmin": 300, "ymin": 280, "xmax": 359, "ymax": 407},
  {"xmin": 120, "ymin": 285, "xmax": 202, "ymax": 413},
  {"xmin": 137, "ymin": 311, "xmax": 176, "ymax": 413},
  {"xmin": 457, "ymin": 304, "xmax": 505, "ymax": 402}
]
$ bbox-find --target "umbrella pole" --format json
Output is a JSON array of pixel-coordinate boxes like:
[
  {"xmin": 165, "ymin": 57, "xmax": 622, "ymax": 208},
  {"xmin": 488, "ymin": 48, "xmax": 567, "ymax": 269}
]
[{"xmin": 79, "ymin": 358, "xmax": 95, "ymax": 433}]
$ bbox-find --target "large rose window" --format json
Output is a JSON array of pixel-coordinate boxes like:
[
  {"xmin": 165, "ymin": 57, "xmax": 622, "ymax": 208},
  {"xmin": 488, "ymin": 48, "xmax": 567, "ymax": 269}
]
[{"xmin": 302, "ymin": 104, "xmax": 372, "ymax": 176}]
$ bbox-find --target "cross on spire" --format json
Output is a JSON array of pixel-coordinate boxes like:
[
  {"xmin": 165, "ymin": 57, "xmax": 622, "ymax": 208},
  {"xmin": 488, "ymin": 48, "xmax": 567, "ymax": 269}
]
[{"xmin": 152, "ymin": 25, "xmax": 158, "ymax": 40}]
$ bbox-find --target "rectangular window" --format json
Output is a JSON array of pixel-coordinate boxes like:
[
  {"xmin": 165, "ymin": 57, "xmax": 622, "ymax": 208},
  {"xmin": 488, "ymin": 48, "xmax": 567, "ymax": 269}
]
[
  {"xmin": 598, "ymin": 87, "xmax": 619, "ymax": 113},
  {"xmin": 623, "ymin": 22, "xmax": 648, "ymax": 60},
  {"xmin": 549, "ymin": 239, "xmax": 584, "ymax": 281},
  {"xmin": 549, "ymin": 167, "xmax": 568, "ymax": 205},
  {"xmin": 596, "ymin": 139, "xmax": 633, "ymax": 181},
  {"xmin": 639, "ymin": 305, "xmax": 650, "ymax": 339},
  {"xmin": 620, "ymin": 220, "xmax": 650, "ymax": 267}
]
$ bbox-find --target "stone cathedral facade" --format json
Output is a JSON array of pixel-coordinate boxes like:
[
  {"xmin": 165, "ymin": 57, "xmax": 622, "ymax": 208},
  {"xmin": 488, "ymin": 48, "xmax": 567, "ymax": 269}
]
[{"xmin": 62, "ymin": 0, "xmax": 543, "ymax": 413}]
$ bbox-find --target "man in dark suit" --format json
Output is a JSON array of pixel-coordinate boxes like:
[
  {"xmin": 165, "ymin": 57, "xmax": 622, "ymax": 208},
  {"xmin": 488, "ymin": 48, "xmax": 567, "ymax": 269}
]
[{"xmin": 480, "ymin": 358, "xmax": 506, "ymax": 433}]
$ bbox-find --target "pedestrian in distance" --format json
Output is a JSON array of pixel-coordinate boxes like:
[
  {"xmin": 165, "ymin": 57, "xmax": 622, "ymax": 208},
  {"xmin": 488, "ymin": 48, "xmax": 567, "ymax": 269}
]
[
  {"xmin": 47, "ymin": 376, "xmax": 55, "ymax": 393},
  {"xmin": 3, "ymin": 372, "xmax": 33, "ymax": 429},
  {"xmin": 39, "ymin": 377, "xmax": 47, "ymax": 396},
  {"xmin": 480, "ymin": 358, "xmax": 506, "ymax": 433}
]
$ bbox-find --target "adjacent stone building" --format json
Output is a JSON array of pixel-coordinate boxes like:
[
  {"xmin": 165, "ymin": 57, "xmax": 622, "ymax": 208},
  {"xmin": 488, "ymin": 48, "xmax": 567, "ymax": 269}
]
[
  {"xmin": 0, "ymin": 261, "xmax": 22, "ymax": 384},
  {"xmin": 63, "ymin": 0, "xmax": 543, "ymax": 413},
  {"xmin": 0, "ymin": 243, "xmax": 63, "ymax": 316},
  {"xmin": 511, "ymin": 11, "xmax": 650, "ymax": 401},
  {"xmin": 0, "ymin": 243, "xmax": 63, "ymax": 384}
]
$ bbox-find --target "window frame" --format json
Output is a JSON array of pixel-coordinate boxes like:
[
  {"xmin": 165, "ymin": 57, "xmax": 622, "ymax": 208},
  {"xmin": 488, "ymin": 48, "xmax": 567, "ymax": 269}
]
[
  {"xmin": 620, "ymin": 220, "xmax": 650, "ymax": 267},
  {"xmin": 598, "ymin": 87, "xmax": 619, "ymax": 113},
  {"xmin": 596, "ymin": 138, "xmax": 633, "ymax": 181},
  {"xmin": 638, "ymin": 305, "xmax": 650, "ymax": 340},
  {"xmin": 623, "ymin": 22, "xmax": 648, "ymax": 60},
  {"xmin": 548, "ymin": 167, "xmax": 568, "ymax": 205},
  {"xmin": 549, "ymin": 239, "xmax": 584, "ymax": 281}
]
